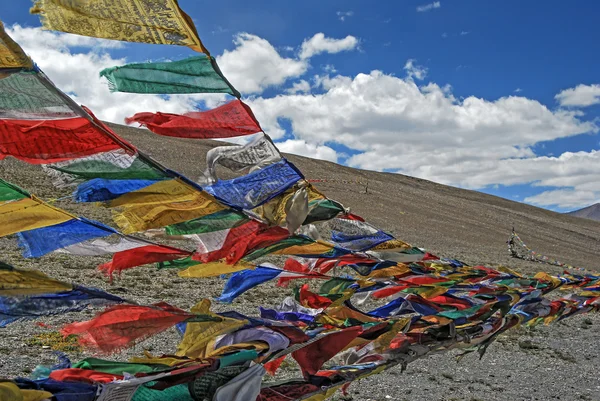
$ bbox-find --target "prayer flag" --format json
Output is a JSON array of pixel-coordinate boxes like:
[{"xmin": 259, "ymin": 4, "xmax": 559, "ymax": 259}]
[
  {"xmin": 0, "ymin": 21, "xmax": 32, "ymax": 69},
  {"xmin": 101, "ymin": 56, "xmax": 238, "ymax": 95},
  {"xmin": 0, "ymin": 70, "xmax": 79, "ymax": 120},
  {"xmin": 31, "ymin": 0, "xmax": 209, "ymax": 53},
  {"xmin": 98, "ymin": 244, "xmax": 192, "ymax": 277},
  {"xmin": 0, "ymin": 263, "xmax": 72, "ymax": 297},
  {"xmin": 126, "ymin": 100, "xmax": 261, "ymax": 140},
  {"xmin": 108, "ymin": 179, "xmax": 225, "ymax": 233},
  {"xmin": 0, "ymin": 117, "xmax": 121, "ymax": 164},
  {"xmin": 205, "ymin": 159, "xmax": 303, "ymax": 210},
  {"xmin": 203, "ymin": 133, "xmax": 281, "ymax": 184},
  {"xmin": 17, "ymin": 218, "xmax": 116, "ymax": 258},
  {"xmin": 62, "ymin": 302, "xmax": 193, "ymax": 353}
]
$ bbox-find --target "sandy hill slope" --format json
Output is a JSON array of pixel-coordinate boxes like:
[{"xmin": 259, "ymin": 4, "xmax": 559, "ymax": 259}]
[
  {"xmin": 567, "ymin": 203, "xmax": 600, "ymax": 222},
  {"xmin": 0, "ymin": 122, "xmax": 598, "ymax": 401}
]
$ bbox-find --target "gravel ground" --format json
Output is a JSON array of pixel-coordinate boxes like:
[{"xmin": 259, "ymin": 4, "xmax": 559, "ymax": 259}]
[{"xmin": 0, "ymin": 124, "xmax": 599, "ymax": 401}]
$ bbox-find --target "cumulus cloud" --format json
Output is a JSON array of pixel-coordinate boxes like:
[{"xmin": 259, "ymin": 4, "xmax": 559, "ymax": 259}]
[
  {"xmin": 276, "ymin": 139, "xmax": 338, "ymax": 163},
  {"xmin": 404, "ymin": 59, "xmax": 428, "ymax": 80},
  {"xmin": 217, "ymin": 33, "xmax": 308, "ymax": 94},
  {"xmin": 299, "ymin": 33, "xmax": 358, "ymax": 59},
  {"xmin": 555, "ymin": 84, "xmax": 600, "ymax": 107},
  {"xmin": 217, "ymin": 33, "xmax": 358, "ymax": 94},
  {"xmin": 246, "ymin": 70, "xmax": 598, "ymax": 208},
  {"xmin": 417, "ymin": 2, "xmax": 441, "ymax": 12}
]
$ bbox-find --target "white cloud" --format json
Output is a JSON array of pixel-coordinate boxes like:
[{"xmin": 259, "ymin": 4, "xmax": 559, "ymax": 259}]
[
  {"xmin": 441, "ymin": 32, "xmax": 448, "ymax": 38},
  {"xmin": 514, "ymin": 88, "xmax": 522, "ymax": 93},
  {"xmin": 404, "ymin": 59, "xmax": 428, "ymax": 80},
  {"xmin": 276, "ymin": 139, "xmax": 338, "ymax": 163},
  {"xmin": 246, "ymin": 69, "xmax": 598, "ymax": 209},
  {"xmin": 299, "ymin": 33, "xmax": 358, "ymax": 59},
  {"xmin": 417, "ymin": 1, "xmax": 441, "ymax": 12},
  {"xmin": 336, "ymin": 11, "xmax": 354, "ymax": 22},
  {"xmin": 555, "ymin": 84, "xmax": 600, "ymax": 107},
  {"xmin": 460, "ymin": 31, "xmax": 470, "ymax": 36},
  {"xmin": 217, "ymin": 33, "xmax": 308, "ymax": 94},
  {"xmin": 525, "ymin": 188, "xmax": 599, "ymax": 210},
  {"xmin": 286, "ymin": 80, "xmax": 311, "ymax": 94}
]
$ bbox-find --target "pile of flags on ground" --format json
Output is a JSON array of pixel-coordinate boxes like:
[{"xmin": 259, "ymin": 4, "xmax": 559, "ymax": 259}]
[{"xmin": 0, "ymin": 1, "xmax": 598, "ymax": 400}]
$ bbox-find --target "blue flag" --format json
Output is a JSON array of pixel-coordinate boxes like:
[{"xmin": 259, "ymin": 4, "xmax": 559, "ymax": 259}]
[
  {"xmin": 216, "ymin": 266, "xmax": 281, "ymax": 303},
  {"xmin": 204, "ymin": 159, "xmax": 303, "ymax": 209},
  {"xmin": 0, "ymin": 286, "xmax": 124, "ymax": 327},
  {"xmin": 75, "ymin": 178, "xmax": 161, "ymax": 202},
  {"xmin": 17, "ymin": 218, "xmax": 116, "ymax": 258}
]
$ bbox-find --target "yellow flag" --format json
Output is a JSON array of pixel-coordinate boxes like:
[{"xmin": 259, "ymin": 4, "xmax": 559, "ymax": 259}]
[
  {"xmin": 372, "ymin": 238, "xmax": 411, "ymax": 252},
  {"xmin": 367, "ymin": 264, "xmax": 411, "ymax": 279},
  {"xmin": 0, "ymin": 21, "xmax": 33, "ymax": 69},
  {"xmin": 178, "ymin": 260, "xmax": 254, "ymax": 278},
  {"xmin": 271, "ymin": 240, "xmax": 337, "ymax": 256},
  {"xmin": 176, "ymin": 300, "xmax": 247, "ymax": 359},
  {"xmin": 31, "ymin": 0, "xmax": 209, "ymax": 54},
  {"xmin": 110, "ymin": 179, "xmax": 225, "ymax": 233},
  {"xmin": 0, "ymin": 197, "xmax": 72, "ymax": 237},
  {"xmin": 0, "ymin": 266, "xmax": 72, "ymax": 296}
]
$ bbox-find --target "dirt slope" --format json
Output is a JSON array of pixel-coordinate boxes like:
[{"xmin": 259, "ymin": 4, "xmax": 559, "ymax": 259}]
[{"xmin": 0, "ymin": 123, "xmax": 598, "ymax": 401}]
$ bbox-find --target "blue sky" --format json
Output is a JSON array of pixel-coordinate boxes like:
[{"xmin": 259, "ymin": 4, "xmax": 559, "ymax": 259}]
[{"xmin": 2, "ymin": 1, "xmax": 600, "ymax": 212}]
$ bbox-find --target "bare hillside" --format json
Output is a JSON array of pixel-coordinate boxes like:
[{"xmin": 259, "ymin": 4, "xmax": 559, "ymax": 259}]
[{"xmin": 0, "ymin": 123, "xmax": 598, "ymax": 401}]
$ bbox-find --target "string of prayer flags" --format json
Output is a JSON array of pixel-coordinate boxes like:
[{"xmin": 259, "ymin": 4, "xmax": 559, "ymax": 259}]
[
  {"xmin": 0, "ymin": 286, "xmax": 124, "ymax": 327},
  {"xmin": 0, "ymin": 21, "xmax": 32, "ymax": 69},
  {"xmin": 205, "ymin": 159, "xmax": 304, "ymax": 210},
  {"xmin": 126, "ymin": 100, "xmax": 260, "ymax": 139},
  {"xmin": 101, "ymin": 56, "xmax": 239, "ymax": 96},
  {"xmin": 203, "ymin": 133, "xmax": 281, "ymax": 184},
  {"xmin": 31, "ymin": 0, "xmax": 209, "ymax": 53},
  {"xmin": 61, "ymin": 302, "xmax": 194, "ymax": 353}
]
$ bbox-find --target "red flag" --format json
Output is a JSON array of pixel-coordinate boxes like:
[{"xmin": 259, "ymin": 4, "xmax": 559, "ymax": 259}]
[
  {"xmin": 49, "ymin": 368, "xmax": 124, "ymax": 384},
  {"xmin": 0, "ymin": 117, "xmax": 121, "ymax": 164},
  {"xmin": 125, "ymin": 100, "xmax": 262, "ymax": 139},
  {"xmin": 292, "ymin": 326, "xmax": 362, "ymax": 376},
  {"xmin": 62, "ymin": 302, "xmax": 192, "ymax": 353},
  {"xmin": 98, "ymin": 245, "xmax": 192, "ymax": 278},
  {"xmin": 299, "ymin": 284, "xmax": 333, "ymax": 309}
]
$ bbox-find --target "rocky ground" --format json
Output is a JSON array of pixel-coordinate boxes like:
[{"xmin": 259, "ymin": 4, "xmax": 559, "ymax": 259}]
[{"xmin": 0, "ymin": 124, "xmax": 599, "ymax": 400}]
